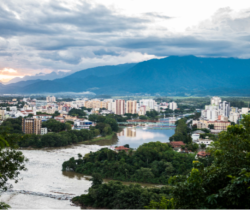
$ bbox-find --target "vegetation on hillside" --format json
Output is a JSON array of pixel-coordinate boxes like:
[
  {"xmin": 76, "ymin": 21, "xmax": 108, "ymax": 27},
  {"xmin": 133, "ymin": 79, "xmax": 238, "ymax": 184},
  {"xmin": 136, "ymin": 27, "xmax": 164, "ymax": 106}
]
[{"xmin": 62, "ymin": 142, "xmax": 195, "ymax": 184}]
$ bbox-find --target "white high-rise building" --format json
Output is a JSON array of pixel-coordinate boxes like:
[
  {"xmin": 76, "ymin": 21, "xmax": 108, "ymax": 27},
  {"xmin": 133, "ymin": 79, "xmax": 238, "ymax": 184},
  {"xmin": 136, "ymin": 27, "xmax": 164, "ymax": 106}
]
[
  {"xmin": 139, "ymin": 99, "xmax": 155, "ymax": 110},
  {"xmin": 211, "ymin": 97, "xmax": 222, "ymax": 106},
  {"xmin": 219, "ymin": 101, "xmax": 230, "ymax": 117},
  {"xmin": 169, "ymin": 102, "xmax": 178, "ymax": 110}
]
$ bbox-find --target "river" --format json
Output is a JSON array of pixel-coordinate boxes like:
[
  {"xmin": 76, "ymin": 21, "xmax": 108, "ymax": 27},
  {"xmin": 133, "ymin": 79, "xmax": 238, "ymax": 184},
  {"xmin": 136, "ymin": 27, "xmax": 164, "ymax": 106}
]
[{"xmin": 1, "ymin": 127, "xmax": 174, "ymax": 209}]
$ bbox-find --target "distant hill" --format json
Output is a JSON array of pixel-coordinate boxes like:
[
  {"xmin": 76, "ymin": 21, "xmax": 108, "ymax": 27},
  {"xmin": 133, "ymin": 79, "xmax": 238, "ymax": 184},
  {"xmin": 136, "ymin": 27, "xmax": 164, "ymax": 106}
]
[
  {"xmin": 1, "ymin": 56, "xmax": 250, "ymax": 96},
  {"xmin": 6, "ymin": 71, "xmax": 71, "ymax": 84}
]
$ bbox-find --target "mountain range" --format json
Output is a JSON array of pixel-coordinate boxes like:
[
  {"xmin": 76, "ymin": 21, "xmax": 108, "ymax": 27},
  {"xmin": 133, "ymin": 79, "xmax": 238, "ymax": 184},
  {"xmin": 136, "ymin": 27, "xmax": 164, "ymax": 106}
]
[{"xmin": 1, "ymin": 56, "xmax": 250, "ymax": 96}]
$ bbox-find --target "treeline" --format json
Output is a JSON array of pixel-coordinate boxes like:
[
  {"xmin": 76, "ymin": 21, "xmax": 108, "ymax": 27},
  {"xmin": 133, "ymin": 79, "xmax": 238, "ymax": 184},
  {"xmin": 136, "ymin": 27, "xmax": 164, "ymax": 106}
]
[
  {"xmin": 72, "ymin": 174, "xmax": 172, "ymax": 209},
  {"xmin": 62, "ymin": 142, "xmax": 195, "ymax": 184},
  {"xmin": 169, "ymin": 118, "xmax": 191, "ymax": 144},
  {"xmin": 0, "ymin": 115, "xmax": 118, "ymax": 148},
  {"xmin": 18, "ymin": 128, "xmax": 100, "ymax": 148},
  {"xmin": 0, "ymin": 117, "xmax": 23, "ymax": 133}
]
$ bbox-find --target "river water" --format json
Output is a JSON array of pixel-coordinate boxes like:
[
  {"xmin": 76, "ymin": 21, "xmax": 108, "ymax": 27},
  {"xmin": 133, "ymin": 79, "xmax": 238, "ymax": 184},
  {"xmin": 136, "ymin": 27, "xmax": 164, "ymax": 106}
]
[{"xmin": 1, "ymin": 127, "xmax": 174, "ymax": 209}]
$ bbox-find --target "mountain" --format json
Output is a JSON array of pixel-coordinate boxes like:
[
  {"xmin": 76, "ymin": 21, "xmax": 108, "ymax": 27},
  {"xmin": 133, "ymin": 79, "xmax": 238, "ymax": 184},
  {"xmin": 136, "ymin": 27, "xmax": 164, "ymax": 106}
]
[
  {"xmin": 2, "ymin": 56, "xmax": 250, "ymax": 96},
  {"xmin": 6, "ymin": 71, "xmax": 72, "ymax": 84},
  {"xmin": 0, "ymin": 63, "xmax": 137, "ymax": 94}
]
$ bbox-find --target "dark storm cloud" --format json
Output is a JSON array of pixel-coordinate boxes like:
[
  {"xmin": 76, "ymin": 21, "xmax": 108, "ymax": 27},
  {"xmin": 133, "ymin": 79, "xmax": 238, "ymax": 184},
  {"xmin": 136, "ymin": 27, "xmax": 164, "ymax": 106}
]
[
  {"xmin": 20, "ymin": 37, "xmax": 102, "ymax": 51},
  {"xmin": 0, "ymin": 1, "xmax": 150, "ymax": 38},
  {"xmin": 110, "ymin": 36, "xmax": 233, "ymax": 56}
]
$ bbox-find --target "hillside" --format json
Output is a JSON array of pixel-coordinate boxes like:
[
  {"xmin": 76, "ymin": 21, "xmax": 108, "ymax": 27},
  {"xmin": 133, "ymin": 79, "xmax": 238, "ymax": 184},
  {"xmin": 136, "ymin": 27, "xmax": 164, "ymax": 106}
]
[{"xmin": 1, "ymin": 56, "xmax": 250, "ymax": 95}]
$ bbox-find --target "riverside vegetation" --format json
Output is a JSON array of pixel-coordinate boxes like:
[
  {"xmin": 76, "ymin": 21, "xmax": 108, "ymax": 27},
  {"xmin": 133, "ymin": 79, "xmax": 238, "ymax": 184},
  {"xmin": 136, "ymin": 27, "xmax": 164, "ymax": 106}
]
[
  {"xmin": 63, "ymin": 142, "xmax": 195, "ymax": 184},
  {"xmin": 0, "ymin": 115, "xmax": 119, "ymax": 148},
  {"xmin": 71, "ymin": 114, "xmax": 250, "ymax": 209}
]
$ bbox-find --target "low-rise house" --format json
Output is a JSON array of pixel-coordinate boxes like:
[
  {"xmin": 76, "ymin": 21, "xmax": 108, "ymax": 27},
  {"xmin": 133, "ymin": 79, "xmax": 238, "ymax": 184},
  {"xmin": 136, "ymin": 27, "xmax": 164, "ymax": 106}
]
[
  {"xmin": 169, "ymin": 141, "xmax": 186, "ymax": 150},
  {"xmin": 193, "ymin": 138, "xmax": 214, "ymax": 147},
  {"xmin": 73, "ymin": 119, "xmax": 95, "ymax": 130},
  {"xmin": 115, "ymin": 146, "xmax": 130, "ymax": 152},
  {"xmin": 41, "ymin": 127, "xmax": 48, "ymax": 135},
  {"xmin": 33, "ymin": 114, "xmax": 53, "ymax": 122},
  {"xmin": 195, "ymin": 151, "xmax": 210, "ymax": 159}
]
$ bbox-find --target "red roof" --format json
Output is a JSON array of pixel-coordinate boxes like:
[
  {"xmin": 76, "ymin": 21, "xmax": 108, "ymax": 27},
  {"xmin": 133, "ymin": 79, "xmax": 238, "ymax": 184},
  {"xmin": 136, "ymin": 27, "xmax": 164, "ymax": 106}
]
[
  {"xmin": 115, "ymin": 146, "xmax": 129, "ymax": 151},
  {"xmin": 197, "ymin": 151, "xmax": 210, "ymax": 157},
  {"xmin": 169, "ymin": 141, "xmax": 186, "ymax": 147}
]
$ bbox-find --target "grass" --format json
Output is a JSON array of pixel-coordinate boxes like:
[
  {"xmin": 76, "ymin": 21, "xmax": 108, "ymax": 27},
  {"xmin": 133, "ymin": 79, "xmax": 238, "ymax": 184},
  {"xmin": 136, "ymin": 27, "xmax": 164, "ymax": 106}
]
[{"xmin": 83, "ymin": 132, "xmax": 115, "ymax": 144}]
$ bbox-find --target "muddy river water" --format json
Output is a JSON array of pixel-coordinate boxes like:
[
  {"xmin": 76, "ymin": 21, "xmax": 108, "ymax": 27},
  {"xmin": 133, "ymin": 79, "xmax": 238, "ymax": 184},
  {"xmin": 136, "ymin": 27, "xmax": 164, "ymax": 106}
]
[{"xmin": 1, "ymin": 127, "xmax": 174, "ymax": 209}]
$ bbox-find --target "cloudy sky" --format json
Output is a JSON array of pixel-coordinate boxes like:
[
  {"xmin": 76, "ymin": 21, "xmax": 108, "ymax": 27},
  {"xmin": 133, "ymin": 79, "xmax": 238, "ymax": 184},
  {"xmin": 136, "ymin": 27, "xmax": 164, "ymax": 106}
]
[{"xmin": 0, "ymin": 0, "xmax": 250, "ymax": 82}]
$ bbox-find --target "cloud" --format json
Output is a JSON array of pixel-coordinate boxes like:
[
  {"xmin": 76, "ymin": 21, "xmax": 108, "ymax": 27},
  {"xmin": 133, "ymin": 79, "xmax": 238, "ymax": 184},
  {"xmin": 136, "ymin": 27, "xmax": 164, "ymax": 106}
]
[
  {"xmin": 144, "ymin": 12, "xmax": 172, "ymax": 19},
  {"xmin": 0, "ymin": 1, "xmax": 250, "ymax": 81}
]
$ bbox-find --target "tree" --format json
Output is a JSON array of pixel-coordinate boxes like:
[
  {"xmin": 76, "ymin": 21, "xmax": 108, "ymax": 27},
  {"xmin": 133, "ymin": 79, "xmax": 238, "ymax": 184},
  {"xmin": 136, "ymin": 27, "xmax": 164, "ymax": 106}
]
[
  {"xmin": 139, "ymin": 115, "xmax": 147, "ymax": 120},
  {"xmin": 0, "ymin": 128, "xmax": 28, "ymax": 209},
  {"xmin": 168, "ymin": 114, "xmax": 250, "ymax": 209},
  {"xmin": 200, "ymin": 143, "xmax": 206, "ymax": 150},
  {"xmin": 208, "ymin": 124, "xmax": 214, "ymax": 129},
  {"xmin": 104, "ymin": 118, "xmax": 118, "ymax": 132},
  {"xmin": 90, "ymin": 173, "xmax": 103, "ymax": 187},
  {"xmin": 123, "ymin": 144, "xmax": 130, "ymax": 148}
]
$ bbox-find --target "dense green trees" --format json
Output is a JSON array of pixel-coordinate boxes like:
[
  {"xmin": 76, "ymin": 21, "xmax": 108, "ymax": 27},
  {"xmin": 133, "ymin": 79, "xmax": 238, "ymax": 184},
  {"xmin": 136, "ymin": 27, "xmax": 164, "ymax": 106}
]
[
  {"xmin": 0, "ymin": 117, "xmax": 23, "ymax": 134},
  {"xmin": 68, "ymin": 108, "xmax": 86, "ymax": 117},
  {"xmin": 18, "ymin": 129, "xmax": 98, "ymax": 148},
  {"xmin": 42, "ymin": 119, "xmax": 71, "ymax": 132},
  {"xmin": 169, "ymin": 118, "xmax": 192, "ymax": 144},
  {"xmin": 62, "ymin": 142, "xmax": 195, "ymax": 184},
  {"xmin": 158, "ymin": 114, "xmax": 250, "ymax": 209},
  {"xmin": 72, "ymin": 178, "xmax": 172, "ymax": 209}
]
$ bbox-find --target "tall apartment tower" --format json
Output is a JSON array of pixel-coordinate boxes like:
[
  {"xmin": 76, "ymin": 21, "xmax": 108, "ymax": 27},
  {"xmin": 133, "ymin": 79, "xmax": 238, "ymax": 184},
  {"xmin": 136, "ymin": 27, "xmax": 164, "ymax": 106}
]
[
  {"xmin": 46, "ymin": 96, "xmax": 56, "ymax": 102},
  {"xmin": 126, "ymin": 100, "xmax": 137, "ymax": 114},
  {"xmin": 169, "ymin": 102, "xmax": 178, "ymax": 110},
  {"xmin": 115, "ymin": 99, "xmax": 125, "ymax": 115},
  {"xmin": 139, "ymin": 99, "xmax": 155, "ymax": 110},
  {"xmin": 211, "ymin": 97, "xmax": 222, "ymax": 106},
  {"xmin": 219, "ymin": 101, "xmax": 230, "ymax": 117},
  {"xmin": 22, "ymin": 118, "xmax": 42, "ymax": 135}
]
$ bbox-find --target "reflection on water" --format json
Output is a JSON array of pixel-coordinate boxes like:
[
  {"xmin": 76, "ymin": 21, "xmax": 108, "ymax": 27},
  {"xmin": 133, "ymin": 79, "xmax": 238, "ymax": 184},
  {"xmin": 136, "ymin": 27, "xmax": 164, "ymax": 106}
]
[{"xmin": 87, "ymin": 127, "xmax": 175, "ymax": 149}]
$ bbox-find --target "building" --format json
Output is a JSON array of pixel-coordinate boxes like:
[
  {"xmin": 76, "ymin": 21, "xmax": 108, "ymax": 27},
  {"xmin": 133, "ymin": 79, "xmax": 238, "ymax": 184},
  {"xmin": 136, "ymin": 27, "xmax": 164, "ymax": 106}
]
[
  {"xmin": 169, "ymin": 141, "xmax": 186, "ymax": 149},
  {"xmin": 193, "ymin": 138, "xmax": 214, "ymax": 147},
  {"xmin": 219, "ymin": 101, "xmax": 230, "ymax": 117},
  {"xmin": 36, "ymin": 100, "xmax": 47, "ymax": 108},
  {"xmin": 191, "ymin": 133, "xmax": 200, "ymax": 141},
  {"xmin": 126, "ymin": 100, "xmax": 137, "ymax": 114},
  {"xmin": 0, "ymin": 110, "xmax": 5, "ymax": 120},
  {"xmin": 211, "ymin": 97, "xmax": 222, "ymax": 106},
  {"xmin": 115, "ymin": 99, "xmax": 125, "ymax": 115},
  {"xmin": 139, "ymin": 99, "xmax": 156, "ymax": 110},
  {"xmin": 193, "ymin": 119, "xmax": 230, "ymax": 130},
  {"xmin": 229, "ymin": 112, "xmax": 240, "ymax": 124},
  {"xmin": 115, "ymin": 146, "xmax": 130, "ymax": 152},
  {"xmin": 138, "ymin": 105, "xmax": 146, "ymax": 115},
  {"xmin": 33, "ymin": 114, "xmax": 53, "ymax": 122},
  {"xmin": 22, "ymin": 118, "xmax": 41, "ymax": 135},
  {"xmin": 169, "ymin": 102, "xmax": 178, "ymax": 110},
  {"xmin": 41, "ymin": 127, "xmax": 48, "ymax": 135},
  {"xmin": 46, "ymin": 96, "xmax": 56, "ymax": 102},
  {"xmin": 74, "ymin": 119, "xmax": 94, "ymax": 130},
  {"xmin": 196, "ymin": 151, "xmax": 210, "ymax": 159}
]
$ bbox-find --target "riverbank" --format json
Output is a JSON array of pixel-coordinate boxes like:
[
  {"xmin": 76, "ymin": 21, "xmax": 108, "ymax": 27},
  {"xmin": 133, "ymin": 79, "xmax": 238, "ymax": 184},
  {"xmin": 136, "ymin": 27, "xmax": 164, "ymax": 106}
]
[{"xmin": 82, "ymin": 132, "xmax": 116, "ymax": 144}]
